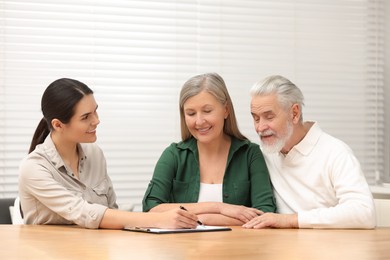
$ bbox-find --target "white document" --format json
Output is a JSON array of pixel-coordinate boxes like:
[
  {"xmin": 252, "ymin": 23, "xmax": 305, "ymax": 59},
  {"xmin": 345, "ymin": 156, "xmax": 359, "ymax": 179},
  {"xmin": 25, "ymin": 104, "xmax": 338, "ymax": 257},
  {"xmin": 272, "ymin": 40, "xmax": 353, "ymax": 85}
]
[{"xmin": 123, "ymin": 225, "xmax": 231, "ymax": 234}]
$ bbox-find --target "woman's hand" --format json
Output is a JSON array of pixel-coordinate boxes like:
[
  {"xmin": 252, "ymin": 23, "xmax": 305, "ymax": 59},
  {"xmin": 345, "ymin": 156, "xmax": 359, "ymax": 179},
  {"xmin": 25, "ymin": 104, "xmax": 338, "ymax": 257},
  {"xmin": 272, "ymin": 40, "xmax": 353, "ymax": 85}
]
[
  {"xmin": 155, "ymin": 208, "xmax": 199, "ymax": 229},
  {"xmin": 219, "ymin": 204, "xmax": 263, "ymax": 223}
]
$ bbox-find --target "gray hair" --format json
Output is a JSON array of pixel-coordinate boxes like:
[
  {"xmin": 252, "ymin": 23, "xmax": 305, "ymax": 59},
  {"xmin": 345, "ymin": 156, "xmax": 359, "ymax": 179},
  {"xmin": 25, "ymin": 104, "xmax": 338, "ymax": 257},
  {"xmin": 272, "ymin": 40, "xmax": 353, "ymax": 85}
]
[
  {"xmin": 250, "ymin": 75, "xmax": 305, "ymax": 121},
  {"xmin": 179, "ymin": 72, "xmax": 247, "ymax": 141}
]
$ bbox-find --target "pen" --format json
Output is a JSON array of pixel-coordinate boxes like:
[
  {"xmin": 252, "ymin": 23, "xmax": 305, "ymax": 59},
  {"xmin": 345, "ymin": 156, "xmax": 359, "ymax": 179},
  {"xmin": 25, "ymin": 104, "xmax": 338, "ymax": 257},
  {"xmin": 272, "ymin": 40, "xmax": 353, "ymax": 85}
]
[{"xmin": 180, "ymin": 205, "xmax": 204, "ymax": 226}]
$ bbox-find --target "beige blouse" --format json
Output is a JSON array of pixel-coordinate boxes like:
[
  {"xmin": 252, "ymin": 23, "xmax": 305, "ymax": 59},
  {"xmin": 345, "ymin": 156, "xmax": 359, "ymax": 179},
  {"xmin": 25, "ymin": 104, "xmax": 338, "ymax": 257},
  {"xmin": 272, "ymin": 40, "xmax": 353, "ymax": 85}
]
[{"xmin": 18, "ymin": 135, "xmax": 117, "ymax": 229}]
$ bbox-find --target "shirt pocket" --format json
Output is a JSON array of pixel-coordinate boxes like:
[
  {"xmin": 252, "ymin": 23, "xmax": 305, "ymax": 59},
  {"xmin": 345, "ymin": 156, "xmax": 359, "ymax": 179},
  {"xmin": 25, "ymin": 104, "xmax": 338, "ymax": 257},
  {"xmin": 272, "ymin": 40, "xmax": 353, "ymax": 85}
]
[
  {"xmin": 172, "ymin": 179, "xmax": 190, "ymax": 203},
  {"xmin": 232, "ymin": 181, "xmax": 250, "ymax": 205},
  {"xmin": 90, "ymin": 179, "xmax": 110, "ymax": 205},
  {"xmin": 93, "ymin": 179, "xmax": 109, "ymax": 195}
]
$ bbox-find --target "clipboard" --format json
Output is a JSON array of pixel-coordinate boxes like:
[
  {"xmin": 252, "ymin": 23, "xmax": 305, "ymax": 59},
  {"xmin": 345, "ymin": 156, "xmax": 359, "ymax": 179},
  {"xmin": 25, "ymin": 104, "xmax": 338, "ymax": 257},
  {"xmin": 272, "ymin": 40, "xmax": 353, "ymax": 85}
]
[{"xmin": 123, "ymin": 225, "xmax": 232, "ymax": 234}]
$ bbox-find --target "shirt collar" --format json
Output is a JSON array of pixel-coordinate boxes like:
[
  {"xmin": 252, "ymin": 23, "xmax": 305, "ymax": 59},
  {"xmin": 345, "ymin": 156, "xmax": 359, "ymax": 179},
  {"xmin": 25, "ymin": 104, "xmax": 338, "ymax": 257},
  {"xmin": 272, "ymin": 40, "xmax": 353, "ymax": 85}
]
[
  {"xmin": 40, "ymin": 134, "xmax": 87, "ymax": 170},
  {"xmin": 291, "ymin": 121, "xmax": 322, "ymax": 156},
  {"xmin": 177, "ymin": 136, "xmax": 250, "ymax": 159}
]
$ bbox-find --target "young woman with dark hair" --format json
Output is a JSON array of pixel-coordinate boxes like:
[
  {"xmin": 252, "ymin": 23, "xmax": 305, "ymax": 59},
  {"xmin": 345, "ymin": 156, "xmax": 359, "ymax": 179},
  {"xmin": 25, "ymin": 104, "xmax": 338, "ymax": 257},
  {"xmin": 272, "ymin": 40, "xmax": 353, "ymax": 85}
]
[{"xmin": 19, "ymin": 78, "xmax": 198, "ymax": 229}]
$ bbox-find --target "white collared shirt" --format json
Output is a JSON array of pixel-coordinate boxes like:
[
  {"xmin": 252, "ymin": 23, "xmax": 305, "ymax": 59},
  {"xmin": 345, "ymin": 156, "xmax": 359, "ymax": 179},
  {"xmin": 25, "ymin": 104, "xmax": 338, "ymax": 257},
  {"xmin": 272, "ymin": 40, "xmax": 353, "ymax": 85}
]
[{"xmin": 264, "ymin": 122, "xmax": 376, "ymax": 229}]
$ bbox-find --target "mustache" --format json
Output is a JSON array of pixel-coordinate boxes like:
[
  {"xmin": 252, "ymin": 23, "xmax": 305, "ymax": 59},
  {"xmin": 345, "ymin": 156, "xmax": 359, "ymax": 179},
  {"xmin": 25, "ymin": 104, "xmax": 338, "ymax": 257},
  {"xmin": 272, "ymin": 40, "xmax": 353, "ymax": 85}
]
[{"xmin": 258, "ymin": 130, "xmax": 275, "ymax": 137}]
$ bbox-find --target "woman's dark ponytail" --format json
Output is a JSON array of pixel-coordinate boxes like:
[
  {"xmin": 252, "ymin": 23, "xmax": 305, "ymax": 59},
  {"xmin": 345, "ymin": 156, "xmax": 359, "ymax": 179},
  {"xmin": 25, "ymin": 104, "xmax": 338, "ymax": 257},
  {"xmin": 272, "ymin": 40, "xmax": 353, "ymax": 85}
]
[{"xmin": 28, "ymin": 118, "xmax": 50, "ymax": 153}]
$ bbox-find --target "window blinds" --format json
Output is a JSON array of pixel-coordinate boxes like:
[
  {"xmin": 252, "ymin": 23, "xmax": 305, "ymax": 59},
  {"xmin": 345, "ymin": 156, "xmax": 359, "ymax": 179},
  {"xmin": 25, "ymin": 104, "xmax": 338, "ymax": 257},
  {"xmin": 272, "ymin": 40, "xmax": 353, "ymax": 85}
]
[{"xmin": 0, "ymin": 0, "xmax": 385, "ymax": 210}]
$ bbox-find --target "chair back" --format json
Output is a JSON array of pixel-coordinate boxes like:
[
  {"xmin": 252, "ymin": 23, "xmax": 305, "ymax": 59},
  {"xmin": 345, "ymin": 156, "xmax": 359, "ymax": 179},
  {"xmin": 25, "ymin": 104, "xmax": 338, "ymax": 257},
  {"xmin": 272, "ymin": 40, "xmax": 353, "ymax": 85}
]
[
  {"xmin": 11, "ymin": 197, "xmax": 24, "ymax": 224},
  {"xmin": 0, "ymin": 198, "xmax": 15, "ymax": 224}
]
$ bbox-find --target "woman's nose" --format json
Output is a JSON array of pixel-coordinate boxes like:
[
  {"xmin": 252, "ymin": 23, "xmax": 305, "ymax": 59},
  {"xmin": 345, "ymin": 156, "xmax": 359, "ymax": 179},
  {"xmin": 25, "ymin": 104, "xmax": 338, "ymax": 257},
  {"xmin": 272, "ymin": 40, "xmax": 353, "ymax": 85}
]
[
  {"xmin": 93, "ymin": 112, "xmax": 100, "ymax": 125},
  {"xmin": 195, "ymin": 115, "xmax": 205, "ymax": 125}
]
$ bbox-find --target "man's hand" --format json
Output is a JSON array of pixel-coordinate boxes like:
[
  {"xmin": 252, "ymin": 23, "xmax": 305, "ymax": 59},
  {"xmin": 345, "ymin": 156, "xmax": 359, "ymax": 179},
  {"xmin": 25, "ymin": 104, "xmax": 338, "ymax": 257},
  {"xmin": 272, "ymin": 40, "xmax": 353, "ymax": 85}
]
[{"xmin": 242, "ymin": 213, "xmax": 298, "ymax": 229}]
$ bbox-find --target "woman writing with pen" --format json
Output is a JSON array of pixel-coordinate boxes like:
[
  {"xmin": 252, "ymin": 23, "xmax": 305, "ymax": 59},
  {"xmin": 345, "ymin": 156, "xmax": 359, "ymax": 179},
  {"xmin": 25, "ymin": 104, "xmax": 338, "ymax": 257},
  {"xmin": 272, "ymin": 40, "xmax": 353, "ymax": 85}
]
[
  {"xmin": 18, "ymin": 78, "xmax": 199, "ymax": 229},
  {"xmin": 142, "ymin": 73, "xmax": 276, "ymax": 226}
]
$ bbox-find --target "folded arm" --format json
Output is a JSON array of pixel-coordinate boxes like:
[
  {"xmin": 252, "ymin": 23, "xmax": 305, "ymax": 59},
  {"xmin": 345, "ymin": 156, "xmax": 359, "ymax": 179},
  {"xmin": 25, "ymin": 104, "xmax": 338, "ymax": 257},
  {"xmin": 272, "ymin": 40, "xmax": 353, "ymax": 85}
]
[{"xmin": 150, "ymin": 202, "xmax": 262, "ymax": 225}]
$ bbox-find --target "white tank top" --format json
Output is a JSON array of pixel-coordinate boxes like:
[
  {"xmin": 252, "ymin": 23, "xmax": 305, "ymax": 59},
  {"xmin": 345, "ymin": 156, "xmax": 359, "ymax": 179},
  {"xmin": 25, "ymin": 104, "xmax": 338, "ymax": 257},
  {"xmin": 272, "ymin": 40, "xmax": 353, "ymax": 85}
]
[{"xmin": 197, "ymin": 183, "xmax": 223, "ymax": 202}]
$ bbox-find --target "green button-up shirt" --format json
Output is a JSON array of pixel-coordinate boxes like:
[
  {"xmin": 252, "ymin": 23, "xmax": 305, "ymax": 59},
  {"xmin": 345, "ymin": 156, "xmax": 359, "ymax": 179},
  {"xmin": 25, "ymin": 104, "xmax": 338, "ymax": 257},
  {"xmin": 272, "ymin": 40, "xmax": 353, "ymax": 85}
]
[{"xmin": 143, "ymin": 137, "xmax": 276, "ymax": 212}]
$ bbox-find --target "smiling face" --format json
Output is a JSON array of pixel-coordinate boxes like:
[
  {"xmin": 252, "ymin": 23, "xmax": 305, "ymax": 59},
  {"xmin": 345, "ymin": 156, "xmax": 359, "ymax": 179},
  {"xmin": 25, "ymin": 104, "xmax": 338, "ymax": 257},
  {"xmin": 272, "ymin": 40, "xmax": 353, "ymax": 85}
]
[
  {"xmin": 250, "ymin": 94, "xmax": 293, "ymax": 154},
  {"xmin": 61, "ymin": 94, "xmax": 100, "ymax": 144},
  {"xmin": 183, "ymin": 90, "xmax": 228, "ymax": 144}
]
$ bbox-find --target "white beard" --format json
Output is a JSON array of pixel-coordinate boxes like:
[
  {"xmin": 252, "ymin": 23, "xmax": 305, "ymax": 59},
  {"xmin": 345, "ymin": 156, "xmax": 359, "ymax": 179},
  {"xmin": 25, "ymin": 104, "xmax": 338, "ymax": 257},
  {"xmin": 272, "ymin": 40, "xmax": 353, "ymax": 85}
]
[{"xmin": 259, "ymin": 120, "xmax": 293, "ymax": 154}]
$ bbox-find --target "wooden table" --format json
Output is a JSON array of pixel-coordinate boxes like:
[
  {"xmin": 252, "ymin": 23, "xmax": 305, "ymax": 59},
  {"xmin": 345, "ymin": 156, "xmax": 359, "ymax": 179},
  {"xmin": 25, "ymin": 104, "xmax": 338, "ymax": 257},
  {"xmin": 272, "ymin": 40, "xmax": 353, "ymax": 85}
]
[{"xmin": 0, "ymin": 225, "xmax": 389, "ymax": 259}]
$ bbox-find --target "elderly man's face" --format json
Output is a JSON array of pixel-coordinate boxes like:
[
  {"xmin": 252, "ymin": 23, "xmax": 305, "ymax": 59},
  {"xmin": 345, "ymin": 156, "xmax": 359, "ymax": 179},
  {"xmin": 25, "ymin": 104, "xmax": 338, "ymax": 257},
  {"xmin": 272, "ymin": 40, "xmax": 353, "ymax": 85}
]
[{"xmin": 250, "ymin": 94, "xmax": 293, "ymax": 154}]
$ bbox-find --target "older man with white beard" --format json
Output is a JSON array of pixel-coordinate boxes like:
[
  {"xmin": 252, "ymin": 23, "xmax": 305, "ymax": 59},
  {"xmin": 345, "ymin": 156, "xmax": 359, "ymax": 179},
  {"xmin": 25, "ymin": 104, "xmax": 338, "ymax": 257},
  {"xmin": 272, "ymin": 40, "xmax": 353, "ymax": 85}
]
[{"xmin": 243, "ymin": 75, "xmax": 376, "ymax": 229}]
